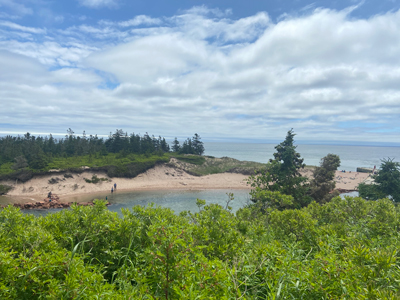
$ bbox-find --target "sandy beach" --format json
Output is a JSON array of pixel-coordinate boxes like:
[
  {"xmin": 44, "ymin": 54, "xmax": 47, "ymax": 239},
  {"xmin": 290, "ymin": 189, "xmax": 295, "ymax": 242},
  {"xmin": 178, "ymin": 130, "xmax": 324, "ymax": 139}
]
[
  {"xmin": 1, "ymin": 165, "xmax": 250, "ymax": 203},
  {"xmin": 0, "ymin": 165, "xmax": 372, "ymax": 204}
]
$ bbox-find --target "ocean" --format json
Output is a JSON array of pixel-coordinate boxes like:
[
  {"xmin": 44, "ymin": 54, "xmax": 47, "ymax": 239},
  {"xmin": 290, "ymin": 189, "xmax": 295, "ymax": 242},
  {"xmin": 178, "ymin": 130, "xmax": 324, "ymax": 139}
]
[{"xmin": 204, "ymin": 142, "xmax": 400, "ymax": 171}]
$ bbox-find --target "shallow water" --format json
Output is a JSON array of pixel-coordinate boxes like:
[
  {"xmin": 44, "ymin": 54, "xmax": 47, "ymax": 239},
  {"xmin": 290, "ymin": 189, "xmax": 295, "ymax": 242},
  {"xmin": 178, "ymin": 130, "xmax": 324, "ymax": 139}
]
[{"xmin": 19, "ymin": 189, "xmax": 252, "ymax": 217}]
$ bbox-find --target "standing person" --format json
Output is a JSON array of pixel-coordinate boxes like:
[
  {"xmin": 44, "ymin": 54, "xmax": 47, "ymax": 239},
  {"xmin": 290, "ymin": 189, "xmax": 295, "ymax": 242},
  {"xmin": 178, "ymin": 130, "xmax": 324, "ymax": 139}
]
[
  {"xmin": 111, "ymin": 187, "xmax": 114, "ymax": 193},
  {"xmin": 114, "ymin": 183, "xmax": 117, "ymax": 190}
]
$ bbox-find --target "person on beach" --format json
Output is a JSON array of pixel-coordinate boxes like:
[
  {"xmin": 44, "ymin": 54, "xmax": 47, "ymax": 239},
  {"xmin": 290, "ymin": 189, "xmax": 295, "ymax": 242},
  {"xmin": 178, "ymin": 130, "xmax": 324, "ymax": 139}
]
[
  {"xmin": 114, "ymin": 183, "xmax": 117, "ymax": 190},
  {"xmin": 111, "ymin": 187, "xmax": 114, "ymax": 193}
]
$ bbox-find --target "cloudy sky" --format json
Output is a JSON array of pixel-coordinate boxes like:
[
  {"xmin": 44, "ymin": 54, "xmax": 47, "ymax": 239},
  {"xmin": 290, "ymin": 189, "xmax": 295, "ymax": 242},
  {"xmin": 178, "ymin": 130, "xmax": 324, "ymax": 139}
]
[{"xmin": 1, "ymin": 0, "xmax": 400, "ymax": 144}]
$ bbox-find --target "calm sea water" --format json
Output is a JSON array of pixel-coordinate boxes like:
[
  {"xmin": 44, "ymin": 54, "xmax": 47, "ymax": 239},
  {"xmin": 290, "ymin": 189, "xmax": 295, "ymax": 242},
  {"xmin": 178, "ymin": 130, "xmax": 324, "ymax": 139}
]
[
  {"xmin": 8, "ymin": 142, "xmax": 400, "ymax": 216},
  {"xmin": 204, "ymin": 142, "xmax": 400, "ymax": 172}
]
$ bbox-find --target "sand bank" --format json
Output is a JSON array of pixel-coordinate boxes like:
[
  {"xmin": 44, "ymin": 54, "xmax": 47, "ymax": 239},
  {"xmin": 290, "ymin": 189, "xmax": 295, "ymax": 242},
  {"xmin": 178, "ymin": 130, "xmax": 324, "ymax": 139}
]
[
  {"xmin": 1, "ymin": 165, "xmax": 250, "ymax": 204},
  {"xmin": 0, "ymin": 165, "xmax": 371, "ymax": 204}
]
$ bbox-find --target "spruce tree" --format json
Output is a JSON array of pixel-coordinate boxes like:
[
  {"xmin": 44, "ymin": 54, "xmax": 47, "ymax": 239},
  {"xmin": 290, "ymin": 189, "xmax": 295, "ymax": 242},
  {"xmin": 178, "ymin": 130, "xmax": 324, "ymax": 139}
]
[{"xmin": 171, "ymin": 138, "xmax": 180, "ymax": 153}]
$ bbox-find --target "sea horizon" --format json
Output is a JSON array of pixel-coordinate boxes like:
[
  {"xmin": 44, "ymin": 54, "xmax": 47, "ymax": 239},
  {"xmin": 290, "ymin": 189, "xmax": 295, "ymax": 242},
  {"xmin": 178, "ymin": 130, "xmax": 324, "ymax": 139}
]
[{"xmin": 203, "ymin": 142, "xmax": 400, "ymax": 172}]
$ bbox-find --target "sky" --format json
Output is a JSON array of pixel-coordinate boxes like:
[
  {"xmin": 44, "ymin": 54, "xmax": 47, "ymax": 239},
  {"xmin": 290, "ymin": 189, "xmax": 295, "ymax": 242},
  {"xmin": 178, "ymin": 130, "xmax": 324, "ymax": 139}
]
[{"xmin": 1, "ymin": 0, "xmax": 400, "ymax": 145}]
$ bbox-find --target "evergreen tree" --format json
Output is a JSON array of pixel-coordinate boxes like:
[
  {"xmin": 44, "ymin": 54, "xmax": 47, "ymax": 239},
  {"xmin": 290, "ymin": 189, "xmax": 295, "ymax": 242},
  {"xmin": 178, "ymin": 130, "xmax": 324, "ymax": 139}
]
[
  {"xmin": 308, "ymin": 154, "xmax": 341, "ymax": 203},
  {"xmin": 171, "ymin": 137, "xmax": 180, "ymax": 153},
  {"xmin": 249, "ymin": 129, "xmax": 310, "ymax": 208},
  {"xmin": 359, "ymin": 158, "xmax": 400, "ymax": 202},
  {"xmin": 192, "ymin": 133, "xmax": 205, "ymax": 155},
  {"xmin": 11, "ymin": 156, "xmax": 28, "ymax": 170},
  {"xmin": 180, "ymin": 138, "xmax": 194, "ymax": 154}
]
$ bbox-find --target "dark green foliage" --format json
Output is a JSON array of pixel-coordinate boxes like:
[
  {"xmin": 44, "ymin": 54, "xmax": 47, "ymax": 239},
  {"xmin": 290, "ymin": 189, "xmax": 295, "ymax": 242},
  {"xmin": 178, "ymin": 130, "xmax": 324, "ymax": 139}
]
[
  {"xmin": 84, "ymin": 174, "xmax": 109, "ymax": 184},
  {"xmin": 13, "ymin": 169, "xmax": 33, "ymax": 182},
  {"xmin": 178, "ymin": 134, "xmax": 205, "ymax": 155},
  {"xmin": 48, "ymin": 177, "xmax": 60, "ymax": 184},
  {"xmin": 11, "ymin": 156, "xmax": 28, "ymax": 170},
  {"xmin": 105, "ymin": 157, "xmax": 169, "ymax": 178},
  {"xmin": 0, "ymin": 130, "xmax": 205, "ymax": 180},
  {"xmin": 249, "ymin": 129, "xmax": 310, "ymax": 208},
  {"xmin": 191, "ymin": 133, "xmax": 205, "ymax": 155},
  {"xmin": 171, "ymin": 154, "xmax": 206, "ymax": 165},
  {"xmin": 374, "ymin": 158, "xmax": 400, "ymax": 201},
  {"xmin": 0, "ymin": 184, "xmax": 12, "ymax": 195},
  {"xmin": 249, "ymin": 189, "xmax": 294, "ymax": 211},
  {"xmin": 308, "ymin": 153, "xmax": 341, "ymax": 203},
  {"xmin": 359, "ymin": 158, "xmax": 400, "ymax": 202},
  {"xmin": 358, "ymin": 182, "xmax": 386, "ymax": 200},
  {"xmin": 171, "ymin": 137, "xmax": 180, "ymax": 152}
]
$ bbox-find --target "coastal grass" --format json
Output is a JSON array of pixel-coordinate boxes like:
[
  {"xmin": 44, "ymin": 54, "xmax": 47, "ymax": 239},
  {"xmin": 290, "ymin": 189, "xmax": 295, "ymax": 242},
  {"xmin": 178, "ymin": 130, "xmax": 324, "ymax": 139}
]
[
  {"xmin": 0, "ymin": 151, "xmax": 265, "ymax": 183},
  {"xmin": 167, "ymin": 153, "xmax": 206, "ymax": 165},
  {"xmin": 169, "ymin": 156, "xmax": 267, "ymax": 176},
  {"xmin": 0, "ymin": 152, "xmax": 170, "ymax": 181}
]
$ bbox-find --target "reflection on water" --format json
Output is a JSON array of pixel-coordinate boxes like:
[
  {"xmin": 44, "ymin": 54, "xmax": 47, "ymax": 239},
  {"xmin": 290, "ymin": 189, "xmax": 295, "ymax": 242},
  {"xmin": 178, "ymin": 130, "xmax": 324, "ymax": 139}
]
[
  {"xmin": 3, "ymin": 189, "xmax": 363, "ymax": 218},
  {"xmin": 106, "ymin": 189, "xmax": 251, "ymax": 216},
  {"xmin": 15, "ymin": 189, "xmax": 251, "ymax": 217}
]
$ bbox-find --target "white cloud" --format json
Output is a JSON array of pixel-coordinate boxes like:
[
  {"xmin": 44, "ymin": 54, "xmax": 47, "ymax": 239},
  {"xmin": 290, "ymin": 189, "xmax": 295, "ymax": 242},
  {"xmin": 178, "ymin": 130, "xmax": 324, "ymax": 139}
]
[
  {"xmin": 119, "ymin": 15, "xmax": 162, "ymax": 27},
  {"xmin": 0, "ymin": 40, "xmax": 97, "ymax": 66},
  {"xmin": 1, "ymin": 7, "xmax": 400, "ymax": 143},
  {"xmin": 0, "ymin": 21, "xmax": 46, "ymax": 34},
  {"xmin": 78, "ymin": 0, "xmax": 118, "ymax": 9},
  {"xmin": 183, "ymin": 6, "xmax": 232, "ymax": 18},
  {"xmin": 0, "ymin": 0, "xmax": 33, "ymax": 17}
]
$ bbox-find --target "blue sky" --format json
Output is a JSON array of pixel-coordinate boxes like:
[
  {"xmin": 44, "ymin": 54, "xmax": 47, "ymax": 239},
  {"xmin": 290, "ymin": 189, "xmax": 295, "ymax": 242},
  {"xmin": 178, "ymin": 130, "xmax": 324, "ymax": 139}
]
[{"xmin": 0, "ymin": 0, "xmax": 400, "ymax": 144}]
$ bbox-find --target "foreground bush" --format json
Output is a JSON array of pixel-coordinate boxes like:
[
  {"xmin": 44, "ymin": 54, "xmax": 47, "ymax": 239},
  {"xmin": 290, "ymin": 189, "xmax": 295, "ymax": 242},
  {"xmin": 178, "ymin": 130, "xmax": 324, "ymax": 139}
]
[{"xmin": 1, "ymin": 197, "xmax": 400, "ymax": 299}]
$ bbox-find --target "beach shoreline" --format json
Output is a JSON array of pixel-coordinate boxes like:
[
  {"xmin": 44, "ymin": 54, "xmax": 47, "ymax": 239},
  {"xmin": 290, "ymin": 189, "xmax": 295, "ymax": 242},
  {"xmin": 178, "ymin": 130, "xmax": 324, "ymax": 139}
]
[
  {"xmin": 0, "ymin": 165, "xmax": 371, "ymax": 205},
  {"xmin": 0, "ymin": 165, "xmax": 251, "ymax": 204}
]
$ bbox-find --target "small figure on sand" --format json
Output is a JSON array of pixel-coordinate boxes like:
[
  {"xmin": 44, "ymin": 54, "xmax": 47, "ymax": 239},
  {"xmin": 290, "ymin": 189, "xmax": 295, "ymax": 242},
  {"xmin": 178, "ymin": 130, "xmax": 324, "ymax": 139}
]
[
  {"xmin": 114, "ymin": 183, "xmax": 117, "ymax": 190},
  {"xmin": 111, "ymin": 187, "xmax": 114, "ymax": 193}
]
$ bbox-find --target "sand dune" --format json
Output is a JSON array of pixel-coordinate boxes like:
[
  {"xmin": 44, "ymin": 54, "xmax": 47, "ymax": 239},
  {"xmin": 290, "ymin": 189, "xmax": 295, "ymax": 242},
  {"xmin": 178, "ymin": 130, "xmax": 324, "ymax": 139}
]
[{"xmin": 2, "ymin": 165, "xmax": 250, "ymax": 203}]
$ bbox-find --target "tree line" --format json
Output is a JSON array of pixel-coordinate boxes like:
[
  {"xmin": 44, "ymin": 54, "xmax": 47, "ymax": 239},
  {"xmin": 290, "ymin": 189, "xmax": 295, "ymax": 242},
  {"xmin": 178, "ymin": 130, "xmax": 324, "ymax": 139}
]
[{"xmin": 0, "ymin": 129, "xmax": 205, "ymax": 171}]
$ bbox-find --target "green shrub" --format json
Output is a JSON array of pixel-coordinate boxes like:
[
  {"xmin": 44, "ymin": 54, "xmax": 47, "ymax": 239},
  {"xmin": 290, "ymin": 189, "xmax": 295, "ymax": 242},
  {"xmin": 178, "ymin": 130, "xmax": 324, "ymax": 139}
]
[
  {"xmin": 1, "ymin": 197, "xmax": 400, "ymax": 299},
  {"xmin": 0, "ymin": 184, "xmax": 12, "ymax": 195}
]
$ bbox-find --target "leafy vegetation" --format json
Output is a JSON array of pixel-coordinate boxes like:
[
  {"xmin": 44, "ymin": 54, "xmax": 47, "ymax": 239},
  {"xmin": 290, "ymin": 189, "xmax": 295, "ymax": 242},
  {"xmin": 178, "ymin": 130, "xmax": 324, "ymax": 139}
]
[
  {"xmin": 169, "ymin": 154, "xmax": 206, "ymax": 165},
  {"xmin": 0, "ymin": 184, "xmax": 12, "ymax": 195},
  {"xmin": 169, "ymin": 156, "xmax": 266, "ymax": 176},
  {"xmin": 83, "ymin": 174, "xmax": 109, "ymax": 184},
  {"xmin": 1, "ymin": 196, "xmax": 400, "ymax": 299},
  {"xmin": 1, "ymin": 128, "xmax": 399, "ymax": 298},
  {"xmin": 308, "ymin": 153, "xmax": 341, "ymax": 203},
  {"xmin": 359, "ymin": 158, "xmax": 400, "ymax": 202},
  {"xmin": 249, "ymin": 129, "xmax": 341, "ymax": 209}
]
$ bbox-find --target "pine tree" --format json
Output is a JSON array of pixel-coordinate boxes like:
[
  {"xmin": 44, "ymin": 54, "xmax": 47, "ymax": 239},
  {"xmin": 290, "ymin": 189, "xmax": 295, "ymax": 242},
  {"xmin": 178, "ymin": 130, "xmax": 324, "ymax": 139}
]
[
  {"xmin": 171, "ymin": 137, "xmax": 180, "ymax": 153},
  {"xmin": 192, "ymin": 133, "xmax": 205, "ymax": 155},
  {"xmin": 249, "ymin": 129, "xmax": 310, "ymax": 208}
]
